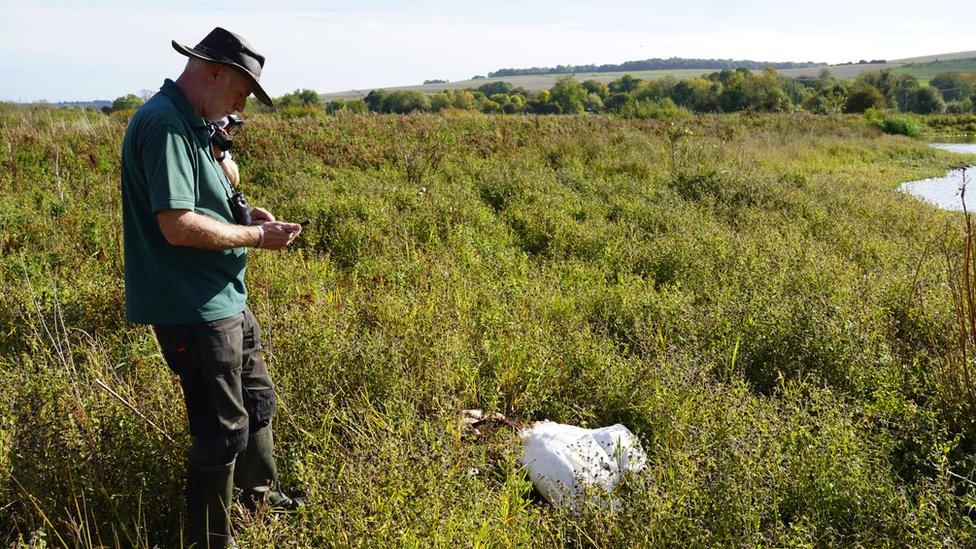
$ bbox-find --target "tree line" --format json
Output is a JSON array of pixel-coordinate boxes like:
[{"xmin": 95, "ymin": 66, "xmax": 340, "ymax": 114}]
[
  {"xmin": 99, "ymin": 68, "xmax": 976, "ymax": 118},
  {"xmin": 281, "ymin": 68, "xmax": 976, "ymax": 117}
]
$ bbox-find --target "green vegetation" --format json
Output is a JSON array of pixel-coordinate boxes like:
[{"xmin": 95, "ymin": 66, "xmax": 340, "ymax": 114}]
[
  {"xmin": 868, "ymin": 111, "xmax": 925, "ymax": 137},
  {"xmin": 4, "ymin": 104, "xmax": 976, "ymax": 546},
  {"xmin": 894, "ymin": 58, "xmax": 976, "ymax": 83},
  {"xmin": 317, "ymin": 68, "xmax": 976, "ymax": 118},
  {"xmin": 101, "ymin": 93, "xmax": 144, "ymax": 115}
]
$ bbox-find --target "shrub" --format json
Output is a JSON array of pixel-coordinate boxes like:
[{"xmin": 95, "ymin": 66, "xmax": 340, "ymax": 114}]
[
  {"xmin": 844, "ymin": 84, "xmax": 886, "ymax": 113},
  {"xmin": 381, "ymin": 91, "xmax": 430, "ymax": 114},
  {"xmin": 549, "ymin": 76, "xmax": 587, "ymax": 114},
  {"xmin": 911, "ymin": 86, "xmax": 946, "ymax": 115},
  {"xmin": 276, "ymin": 89, "xmax": 323, "ymax": 111},
  {"xmin": 878, "ymin": 114, "xmax": 924, "ymax": 137},
  {"xmin": 931, "ymin": 72, "xmax": 976, "ymax": 102},
  {"xmin": 101, "ymin": 94, "xmax": 143, "ymax": 114}
]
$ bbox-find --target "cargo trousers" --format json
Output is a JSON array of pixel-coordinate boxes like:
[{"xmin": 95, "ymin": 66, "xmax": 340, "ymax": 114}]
[{"xmin": 153, "ymin": 307, "xmax": 277, "ymax": 467}]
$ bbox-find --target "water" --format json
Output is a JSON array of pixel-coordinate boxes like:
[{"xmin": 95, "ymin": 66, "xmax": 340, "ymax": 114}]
[{"xmin": 899, "ymin": 141, "xmax": 976, "ymax": 211}]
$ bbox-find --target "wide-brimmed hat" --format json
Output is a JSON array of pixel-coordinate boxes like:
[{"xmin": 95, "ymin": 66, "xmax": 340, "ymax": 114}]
[{"xmin": 172, "ymin": 27, "xmax": 274, "ymax": 107}]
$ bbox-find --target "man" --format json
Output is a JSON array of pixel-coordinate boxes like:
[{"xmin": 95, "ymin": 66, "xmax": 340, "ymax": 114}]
[{"xmin": 120, "ymin": 27, "xmax": 302, "ymax": 548}]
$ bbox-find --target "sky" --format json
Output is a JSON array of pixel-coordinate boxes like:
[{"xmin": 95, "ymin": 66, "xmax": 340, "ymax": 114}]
[{"xmin": 1, "ymin": 0, "xmax": 974, "ymax": 103}]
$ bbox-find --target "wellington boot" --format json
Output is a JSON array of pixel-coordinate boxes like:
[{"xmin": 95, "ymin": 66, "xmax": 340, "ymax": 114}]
[
  {"xmin": 234, "ymin": 426, "xmax": 305, "ymax": 512},
  {"xmin": 186, "ymin": 459, "xmax": 237, "ymax": 548}
]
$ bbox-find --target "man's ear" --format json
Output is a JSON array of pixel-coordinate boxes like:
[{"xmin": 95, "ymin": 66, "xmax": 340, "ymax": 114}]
[{"xmin": 207, "ymin": 63, "xmax": 224, "ymax": 82}]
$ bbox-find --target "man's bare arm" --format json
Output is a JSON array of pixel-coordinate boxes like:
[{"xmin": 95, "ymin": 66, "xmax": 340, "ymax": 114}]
[
  {"xmin": 219, "ymin": 156, "xmax": 240, "ymax": 186},
  {"xmin": 156, "ymin": 209, "xmax": 301, "ymax": 250}
]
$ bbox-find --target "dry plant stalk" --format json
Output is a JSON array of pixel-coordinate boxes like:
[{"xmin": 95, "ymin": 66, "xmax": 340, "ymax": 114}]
[{"xmin": 943, "ymin": 166, "xmax": 976, "ymax": 425}]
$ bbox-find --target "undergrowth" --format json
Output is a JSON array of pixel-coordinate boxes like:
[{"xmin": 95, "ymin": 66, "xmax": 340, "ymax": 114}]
[{"xmin": 2, "ymin": 106, "xmax": 976, "ymax": 545}]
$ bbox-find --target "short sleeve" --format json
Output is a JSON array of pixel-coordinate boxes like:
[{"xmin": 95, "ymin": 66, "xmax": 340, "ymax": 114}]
[{"xmin": 141, "ymin": 124, "xmax": 196, "ymax": 213}]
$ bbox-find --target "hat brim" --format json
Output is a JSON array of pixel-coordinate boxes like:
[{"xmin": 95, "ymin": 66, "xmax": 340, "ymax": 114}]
[{"xmin": 172, "ymin": 40, "xmax": 274, "ymax": 108}]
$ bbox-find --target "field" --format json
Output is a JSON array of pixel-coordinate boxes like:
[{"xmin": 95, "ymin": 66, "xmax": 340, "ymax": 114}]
[
  {"xmin": 4, "ymin": 107, "xmax": 976, "ymax": 546},
  {"xmin": 893, "ymin": 58, "xmax": 976, "ymax": 84}
]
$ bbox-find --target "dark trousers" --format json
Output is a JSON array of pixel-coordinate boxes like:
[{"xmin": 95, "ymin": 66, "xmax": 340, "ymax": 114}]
[{"xmin": 153, "ymin": 307, "xmax": 277, "ymax": 467}]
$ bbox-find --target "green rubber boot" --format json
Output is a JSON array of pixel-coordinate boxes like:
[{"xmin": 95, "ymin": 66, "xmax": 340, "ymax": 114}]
[
  {"xmin": 186, "ymin": 460, "xmax": 237, "ymax": 548},
  {"xmin": 234, "ymin": 426, "xmax": 304, "ymax": 512}
]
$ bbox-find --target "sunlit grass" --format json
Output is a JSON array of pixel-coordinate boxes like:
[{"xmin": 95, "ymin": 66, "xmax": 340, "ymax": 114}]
[{"xmin": 3, "ymin": 105, "xmax": 976, "ymax": 545}]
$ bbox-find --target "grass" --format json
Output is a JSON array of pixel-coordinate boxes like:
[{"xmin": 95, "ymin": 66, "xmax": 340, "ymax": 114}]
[
  {"xmin": 892, "ymin": 58, "xmax": 976, "ymax": 84},
  {"xmin": 3, "ymin": 106, "xmax": 976, "ymax": 545}
]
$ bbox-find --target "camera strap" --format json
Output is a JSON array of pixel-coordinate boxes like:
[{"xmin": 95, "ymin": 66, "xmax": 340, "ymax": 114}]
[{"xmin": 205, "ymin": 121, "xmax": 235, "ymax": 201}]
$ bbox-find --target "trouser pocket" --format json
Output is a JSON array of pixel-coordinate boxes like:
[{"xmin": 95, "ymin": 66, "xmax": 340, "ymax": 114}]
[
  {"xmin": 153, "ymin": 324, "xmax": 193, "ymax": 376},
  {"xmin": 155, "ymin": 314, "xmax": 250, "ymax": 465},
  {"xmin": 242, "ymin": 306, "xmax": 276, "ymax": 430}
]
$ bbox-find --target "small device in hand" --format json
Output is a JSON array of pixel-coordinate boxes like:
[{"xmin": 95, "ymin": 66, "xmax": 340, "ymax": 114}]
[
  {"xmin": 210, "ymin": 114, "xmax": 245, "ymax": 153},
  {"xmin": 228, "ymin": 192, "xmax": 252, "ymax": 225}
]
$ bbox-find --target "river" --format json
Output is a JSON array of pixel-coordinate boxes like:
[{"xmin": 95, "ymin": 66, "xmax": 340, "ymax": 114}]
[{"xmin": 899, "ymin": 141, "xmax": 976, "ymax": 211}]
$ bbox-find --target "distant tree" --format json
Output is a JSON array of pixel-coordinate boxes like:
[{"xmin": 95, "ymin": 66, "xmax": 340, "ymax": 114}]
[
  {"xmin": 277, "ymin": 89, "xmax": 322, "ymax": 110},
  {"xmin": 779, "ymin": 77, "xmax": 810, "ymax": 105},
  {"xmin": 430, "ymin": 92, "xmax": 452, "ymax": 111},
  {"xmin": 381, "ymin": 90, "xmax": 430, "ymax": 113},
  {"xmin": 670, "ymin": 78, "xmax": 715, "ymax": 111},
  {"xmin": 844, "ymin": 84, "xmax": 886, "ymax": 113},
  {"xmin": 756, "ymin": 87, "xmax": 792, "ymax": 112},
  {"xmin": 584, "ymin": 93, "xmax": 604, "ymax": 113},
  {"xmin": 477, "ymin": 81, "xmax": 515, "ymax": 96},
  {"xmin": 608, "ymin": 74, "xmax": 642, "ymax": 94},
  {"xmin": 325, "ymin": 99, "xmax": 346, "ymax": 114},
  {"xmin": 364, "ymin": 90, "xmax": 386, "ymax": 112},
  {"xmin": 604, "ymin": 93, "xmax": 634, "ymax": 113},
  {"xmin": 549, "ymin": 76, "xmax": 587, "ymax": 114},
  {"xmin": 891, "ymin": 74, "xmax": 923, "ymax": 111},
  {"xmin": 423, "ymin": 79, "xmax": 448, "ymax": 85},
  {"xmin": 481, "ymin": 99, "xmax": 502, "ymax": 113},
  {"xmin": 452, "ymin": 90, "xmax": 477, "ymax": 110},
  {"xmin": 525, "ymin": 90, "xmax": 562, "ymax": 114},
  {"xmin": 930, "ymin": 72, "xmax": 976, "ymax": 102},
  {"xmin": 802, "ymin": 84, "xmax": 846, "ymax": 115},
  {"xmin": 946, "ymin": 100, "xmax": 974, "ymax": 114},
  {"xmin": 857, "ymin": 70, "xmax": 896, "ymax": 99},
  {"xmin": 911, "ymin": 86, "xmax": 946, "ymax": 114},
  {"xmin": 635, "ymin": 77, "xmax": 677, "ymax": 102},
  {"xmin": 489, "ymin": 93, "xmax": 511, "ymax": 105},
  {"xmin": 581, "ymin": 79, "xmax": 609, "ymax": 99},
  {"xmin": 717, "ymin": 71, "xmax": 750, "ymax": 112},
  {"xmin": 103, "ymin": 94, "xmax": 143, "ymax": 114},
  {"xmin": 345, "ymin": 99, "xmax": 367, "ymax": 114},
  {"xmin": 751, "ymin": 68, "xmax": 793, "ymax": 112}
]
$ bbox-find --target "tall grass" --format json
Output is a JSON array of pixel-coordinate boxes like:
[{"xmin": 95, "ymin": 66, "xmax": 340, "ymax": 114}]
[
  {"xmin": 3, "ymin": 105, "xmax": 976, "ymax": 545},
  {"xmin": 943, "ymin": 168, "xmax": 976, "ymax": 442}
]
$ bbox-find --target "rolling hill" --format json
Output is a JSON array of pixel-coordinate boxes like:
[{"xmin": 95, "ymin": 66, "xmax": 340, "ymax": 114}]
[{"xmin": 321, "ymin": 50, "xmax": 976, "ymax": 101}]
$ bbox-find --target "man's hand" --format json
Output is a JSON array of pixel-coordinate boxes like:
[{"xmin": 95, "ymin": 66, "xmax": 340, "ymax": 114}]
[
  {"xmin": 257, "ymin": 221, "xmax": 302, "ymax": 250},
  {"xmin": 250, "ymin": 207, "xmax": 276, "ymax": 224}
]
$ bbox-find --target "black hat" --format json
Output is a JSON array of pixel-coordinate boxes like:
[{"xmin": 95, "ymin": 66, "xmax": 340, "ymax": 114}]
[{"xmin": 172, "ymin": 27, "xmax": 274, "ymax": 107}]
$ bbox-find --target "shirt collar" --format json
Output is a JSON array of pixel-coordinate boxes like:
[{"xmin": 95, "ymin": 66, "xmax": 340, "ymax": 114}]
[{"xmin": 159, "ymin": 79, "xmax": 207, "ymax": 129}]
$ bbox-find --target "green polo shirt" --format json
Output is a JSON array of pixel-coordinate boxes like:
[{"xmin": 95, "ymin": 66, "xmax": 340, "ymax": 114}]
[{"xmin": 121, "ymin": 79, "xmax": 247, "ymax": 325}]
